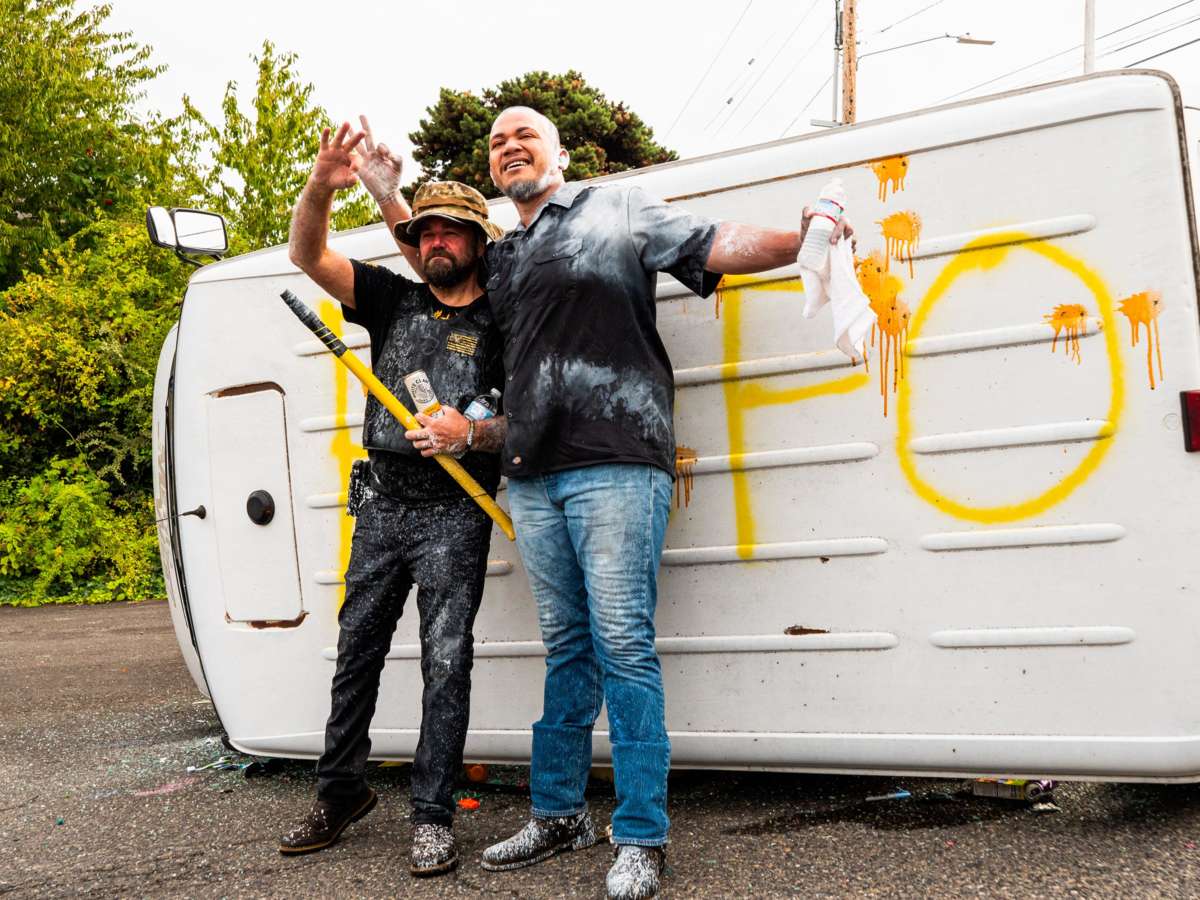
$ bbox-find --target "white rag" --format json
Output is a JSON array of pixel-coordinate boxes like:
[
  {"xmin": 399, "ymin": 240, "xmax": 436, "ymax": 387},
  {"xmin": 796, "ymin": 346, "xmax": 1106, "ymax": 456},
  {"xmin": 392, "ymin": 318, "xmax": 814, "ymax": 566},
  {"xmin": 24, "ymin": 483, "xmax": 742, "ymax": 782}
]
[{"xmin": 799, "ymin": 239, "xmax": 875, "ymax": 363}]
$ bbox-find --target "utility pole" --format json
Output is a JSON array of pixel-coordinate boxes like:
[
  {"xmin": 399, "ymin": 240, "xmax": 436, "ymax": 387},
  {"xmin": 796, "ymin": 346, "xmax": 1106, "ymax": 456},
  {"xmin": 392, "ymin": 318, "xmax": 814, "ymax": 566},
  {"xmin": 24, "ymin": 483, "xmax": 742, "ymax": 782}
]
[
  {"xmin": 1084, "ymin": 0, "xmax": 1096, "ymax": 73},
  {"xmin": 832, "ymin": 0, "xmax": 842, "ymax": 123},
  {"xmin": 842, "ymin": 0, "xmax": 858, "ymax": 123}
]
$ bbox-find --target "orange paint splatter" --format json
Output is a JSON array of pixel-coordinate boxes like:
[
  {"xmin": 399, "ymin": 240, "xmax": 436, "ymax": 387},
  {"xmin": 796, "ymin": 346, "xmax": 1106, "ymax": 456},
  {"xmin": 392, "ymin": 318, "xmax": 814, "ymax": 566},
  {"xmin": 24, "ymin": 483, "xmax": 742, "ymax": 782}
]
[
  {"xmin": 1118, "ymin": 290, "xmax": 1165, "ymax": 389},
  {"xmin": 675, "ymin": 445, "xmax": 698, "ymax": 508},
  {"xmin": 878, "ymin": 211, "xmax": 922, "ymax": 279},
  {"xmin": 856, "ymin": 251, "xmax": 904, "ymax": 350},
  {"xmin": 870, "ymin": 155, "xmax": 909, "ymax": 202},
  {"xmin": 875, "ymin": 297, "xmax": 910, "ymax": 418},
  {"xmin": 714, "ymin": 275, "xmax": 727, "ymax": 319},
  {"xmin": 1044, "ymin": 303, "xmax": 1089, "ymax": 365}
]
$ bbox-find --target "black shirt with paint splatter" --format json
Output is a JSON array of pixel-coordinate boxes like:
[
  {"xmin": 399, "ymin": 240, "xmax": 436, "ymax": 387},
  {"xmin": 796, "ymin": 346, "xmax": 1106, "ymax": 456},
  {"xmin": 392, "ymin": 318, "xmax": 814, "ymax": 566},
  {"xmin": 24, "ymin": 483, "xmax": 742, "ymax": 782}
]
[
  {"xmin": 486, "ymin": 182, "xmax": 720, "ymax": 479},
  {"xmin": 343, "ymin": 259, "xmax": 504, "ymax": 505}
]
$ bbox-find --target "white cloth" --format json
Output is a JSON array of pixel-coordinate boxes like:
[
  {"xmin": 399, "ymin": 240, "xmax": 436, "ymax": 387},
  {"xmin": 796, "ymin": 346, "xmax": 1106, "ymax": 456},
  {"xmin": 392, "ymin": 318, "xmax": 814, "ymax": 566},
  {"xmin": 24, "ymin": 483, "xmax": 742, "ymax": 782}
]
[{"xmin": 799, "ymin": 239, "xmax": 875, "ymax": 363}]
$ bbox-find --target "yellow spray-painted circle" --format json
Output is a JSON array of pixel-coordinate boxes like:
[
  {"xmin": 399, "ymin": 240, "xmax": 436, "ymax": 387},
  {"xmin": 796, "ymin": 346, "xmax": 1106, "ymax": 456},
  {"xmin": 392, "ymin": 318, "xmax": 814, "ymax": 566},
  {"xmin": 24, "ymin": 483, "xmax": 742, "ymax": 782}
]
[{"xmin": 895, "ymin": 235, "xmax": 1126, "ymax": 524}]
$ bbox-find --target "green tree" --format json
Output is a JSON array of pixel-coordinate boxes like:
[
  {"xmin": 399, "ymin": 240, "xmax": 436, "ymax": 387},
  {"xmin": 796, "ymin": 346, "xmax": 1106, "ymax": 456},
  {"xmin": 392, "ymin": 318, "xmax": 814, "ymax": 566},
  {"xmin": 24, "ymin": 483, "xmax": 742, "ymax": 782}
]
[
  {"xmin": 409, "ymin": 70, "xmax": 677, "ymax": 198},
  {"xmin": 0, "ymin": 0, "xmax": 168, "ymax": 290},
  {"xmin": 0, "ymin": 217, "xmax": 183, "ymax": 604},
  {"xmin": 0, "ymin": 14, "xmax": 378, "ymax": 606},
  {"xmin": 180, "ymin": 40, "xmax": 375, "ymax": 253}
]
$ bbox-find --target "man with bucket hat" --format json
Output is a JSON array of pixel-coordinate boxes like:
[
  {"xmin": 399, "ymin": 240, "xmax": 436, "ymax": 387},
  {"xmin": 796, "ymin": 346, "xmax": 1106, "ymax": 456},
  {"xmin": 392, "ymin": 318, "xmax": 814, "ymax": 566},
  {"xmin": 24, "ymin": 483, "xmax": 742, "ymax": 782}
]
[{"xmin": 279, "ymin": 118, "xmax": 508, "ymax": 876}]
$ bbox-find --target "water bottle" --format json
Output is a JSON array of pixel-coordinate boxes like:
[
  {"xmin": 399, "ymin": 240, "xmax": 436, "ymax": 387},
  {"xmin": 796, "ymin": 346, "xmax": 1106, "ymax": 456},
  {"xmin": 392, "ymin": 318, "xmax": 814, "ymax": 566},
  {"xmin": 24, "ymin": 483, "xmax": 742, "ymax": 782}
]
[
  {"xmin": 797, "ymin": 177, "xmax": 846, "ymax": 271},
  {"xmin": 464, "ymin": 388, "xmax": 501, "ymax": 420}
]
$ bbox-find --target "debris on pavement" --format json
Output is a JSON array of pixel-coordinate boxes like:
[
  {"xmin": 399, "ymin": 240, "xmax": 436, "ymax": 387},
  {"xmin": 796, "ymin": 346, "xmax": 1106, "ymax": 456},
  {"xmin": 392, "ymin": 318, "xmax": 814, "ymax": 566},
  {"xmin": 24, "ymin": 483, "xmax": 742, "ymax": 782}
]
[
  {"xmin": 865, "ymin": 789, "xmax": 912, "ymax": 802},
  {"xmin": 186, "ymin": 755, "xmax": 240, "ymax": 773},
  {"xmin": 971, "ymin": 778, "xmax": 1057, "ymax": 802},
  {"xmin": 1031, "ymin": 800, "xmax": 1062, "ymax": 814},
  {"xmin": 186, "ymin": 753, "xmax": 285, "ymax": 778},
  {"xmin": 133, "ymin": 778, "xmax": 198, "ymax": 798}
]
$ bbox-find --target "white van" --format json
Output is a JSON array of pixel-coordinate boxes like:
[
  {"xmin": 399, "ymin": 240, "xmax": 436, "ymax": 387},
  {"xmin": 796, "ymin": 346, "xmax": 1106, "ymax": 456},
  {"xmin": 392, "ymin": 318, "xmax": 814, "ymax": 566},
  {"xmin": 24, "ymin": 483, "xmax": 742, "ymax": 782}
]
[{"xmin": 151, "ymin": 70, "xmax": 1200, "ymax": 781}]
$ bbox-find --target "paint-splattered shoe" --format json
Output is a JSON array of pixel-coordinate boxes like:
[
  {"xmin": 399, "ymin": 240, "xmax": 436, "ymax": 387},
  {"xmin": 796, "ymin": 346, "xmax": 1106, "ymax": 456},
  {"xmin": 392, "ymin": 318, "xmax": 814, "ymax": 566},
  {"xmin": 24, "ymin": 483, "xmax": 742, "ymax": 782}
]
[
  {"xmin": 278, "ymin": 788, "xmax": 377, "ymax": 855},
  {"xmin": 606, "ymin": 844, "xmax": 665, "ymax": 900},
  {"xmin": 480, "ymin": 809, "xmax": 597, "ymax": 871},
  {"xmin": 410, "ymin": 823, "xmax": 458, "ymax": 876}
]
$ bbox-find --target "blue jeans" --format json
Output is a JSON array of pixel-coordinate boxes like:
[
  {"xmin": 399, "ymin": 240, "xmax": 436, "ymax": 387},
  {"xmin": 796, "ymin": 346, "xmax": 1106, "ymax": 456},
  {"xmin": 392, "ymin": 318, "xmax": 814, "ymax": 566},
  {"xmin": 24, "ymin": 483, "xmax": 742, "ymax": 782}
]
[{"xmin": 508, "ymin": 463, "xmax": 673, "ymax": 847}]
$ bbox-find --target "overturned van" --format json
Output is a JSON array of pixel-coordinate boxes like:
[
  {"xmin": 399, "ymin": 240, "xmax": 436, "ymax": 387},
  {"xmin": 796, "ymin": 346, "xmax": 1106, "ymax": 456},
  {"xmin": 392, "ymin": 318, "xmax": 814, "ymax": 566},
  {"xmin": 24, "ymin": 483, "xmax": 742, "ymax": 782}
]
[{"xmin": 152, "ymin": 70, "xmax": 1200, "ymax": 781}]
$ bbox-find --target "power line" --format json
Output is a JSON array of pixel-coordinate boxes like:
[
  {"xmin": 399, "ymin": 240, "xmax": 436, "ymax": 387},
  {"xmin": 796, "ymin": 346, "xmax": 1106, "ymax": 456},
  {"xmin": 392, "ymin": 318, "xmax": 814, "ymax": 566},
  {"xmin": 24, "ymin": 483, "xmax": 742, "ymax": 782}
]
[
  {"xmin": 993, "ymin": 9, "xmax": 1200, "ymax": 88},
  {"xmin": 1100, "ymin": 12, "xmax": 1200, "ymax": 57},
  {"xmin": 1126, "ymin": 33, "xmax": 1200, "ymax": 65},
  {"xmin": 780, "ymin": 73, "xmax": 835, "ymax": 138},
  {"xmin": 706, "ymin": 57, "xmax": 759, "ymax": 130},
  {"xmin": 985, "ymin": 9, "xmax": 1200, "ymax": 95},
  {"xmin": 714, "ymin": 0, "xmax": 823, "ymax": 135},
  {"xmin": 716, "ymin": 55, "xmax": 760, "ymax": 104},
  {"xmin": 872, "ymin": 0, "xmax": 951, "ymax": 37},
  {"xmin": 744, "ymin": 21, "xmax": 834, "ymax": 131},
  {"xmin": 664, "ymin": 0, "xmax": 756, "ymax": 138},
  {"xmin": 940, "ymin": 0, "xmax": 1195, "ymax": 102}
]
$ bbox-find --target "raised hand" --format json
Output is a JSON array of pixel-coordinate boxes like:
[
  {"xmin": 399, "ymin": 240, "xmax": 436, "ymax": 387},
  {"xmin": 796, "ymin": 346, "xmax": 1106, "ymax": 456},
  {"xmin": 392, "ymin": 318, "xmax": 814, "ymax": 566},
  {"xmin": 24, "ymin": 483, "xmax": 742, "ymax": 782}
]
[
  {"xmin": 353, "ymin": 114, "xmax": 404, "ymax": 205},
  {"xmin": 310, "ymin": 122, "xmax": 366, "ymax": 192}
]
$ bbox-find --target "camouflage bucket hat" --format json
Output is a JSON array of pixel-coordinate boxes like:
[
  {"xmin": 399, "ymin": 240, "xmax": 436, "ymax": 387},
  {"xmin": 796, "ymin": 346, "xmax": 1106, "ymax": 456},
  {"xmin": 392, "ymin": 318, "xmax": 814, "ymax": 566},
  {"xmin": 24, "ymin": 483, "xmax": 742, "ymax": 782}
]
[{"xmin": 394, "ymin": 181, "xmax": 506, "ymax": 246}]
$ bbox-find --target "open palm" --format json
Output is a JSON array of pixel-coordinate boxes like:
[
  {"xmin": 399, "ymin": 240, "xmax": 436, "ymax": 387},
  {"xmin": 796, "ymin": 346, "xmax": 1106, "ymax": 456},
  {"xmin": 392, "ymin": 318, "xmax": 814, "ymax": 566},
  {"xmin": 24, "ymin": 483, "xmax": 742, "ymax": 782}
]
[{"xmin": 311, "ymin": 122, "xmax": 365, "ymax": 191}]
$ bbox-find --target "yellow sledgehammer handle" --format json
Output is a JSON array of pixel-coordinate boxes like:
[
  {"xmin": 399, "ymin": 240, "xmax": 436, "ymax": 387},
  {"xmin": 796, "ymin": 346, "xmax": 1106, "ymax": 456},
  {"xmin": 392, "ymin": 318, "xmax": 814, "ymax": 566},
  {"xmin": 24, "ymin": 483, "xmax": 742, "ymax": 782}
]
[{"xmin": 280, "ymin": 290, "xmax": 515, "ymax": 541}]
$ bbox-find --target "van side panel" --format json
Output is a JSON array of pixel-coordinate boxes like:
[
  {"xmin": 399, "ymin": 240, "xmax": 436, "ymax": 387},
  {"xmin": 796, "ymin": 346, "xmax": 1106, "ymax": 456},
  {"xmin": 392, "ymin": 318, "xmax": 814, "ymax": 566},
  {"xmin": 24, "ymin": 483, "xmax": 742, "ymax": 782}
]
[{"xmin": 169, "ymin": 72, "xmax": 1200, "ymax": 779}]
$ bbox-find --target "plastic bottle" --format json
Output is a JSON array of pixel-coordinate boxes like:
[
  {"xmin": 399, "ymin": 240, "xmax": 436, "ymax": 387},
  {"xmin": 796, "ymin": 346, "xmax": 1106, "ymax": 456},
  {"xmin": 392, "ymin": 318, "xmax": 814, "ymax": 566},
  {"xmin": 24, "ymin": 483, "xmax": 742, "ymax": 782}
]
[
  {"xmin": 464, "ymin": 388, "xmax": 501, "ymax": 421},
  {"xmin": 797, "ymin": 177, "xmax": 846, "ymax": 271}
]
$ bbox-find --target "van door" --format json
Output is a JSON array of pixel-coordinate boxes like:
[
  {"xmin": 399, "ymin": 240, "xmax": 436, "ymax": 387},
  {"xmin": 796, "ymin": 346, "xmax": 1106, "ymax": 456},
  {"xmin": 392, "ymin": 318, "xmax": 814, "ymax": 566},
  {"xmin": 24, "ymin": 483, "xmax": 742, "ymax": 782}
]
[{"xmin": 205, "ymin": 384, "xmax": 304, "ymax": 623}]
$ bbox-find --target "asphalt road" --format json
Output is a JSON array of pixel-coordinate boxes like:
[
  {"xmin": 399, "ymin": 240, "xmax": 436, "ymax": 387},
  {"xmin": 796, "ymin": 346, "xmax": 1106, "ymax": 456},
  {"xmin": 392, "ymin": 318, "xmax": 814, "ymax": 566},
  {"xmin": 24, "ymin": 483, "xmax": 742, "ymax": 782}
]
[{"xmin": 2, "ymin": 601, "xmax": 1200, "ymax": 898}]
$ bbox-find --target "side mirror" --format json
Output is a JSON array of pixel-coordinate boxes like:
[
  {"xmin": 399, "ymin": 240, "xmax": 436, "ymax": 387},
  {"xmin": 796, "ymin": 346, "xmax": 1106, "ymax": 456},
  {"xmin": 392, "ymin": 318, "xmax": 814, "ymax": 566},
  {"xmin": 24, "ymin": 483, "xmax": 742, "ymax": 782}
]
[
  {"xmin": 145, "ymin": 206, "xmax": 229, "ymax": 264},
  {"xmin": 173, "ymin": 209, "xmax": 228, "ymax": 255},
  {"xmin": 146, "ymin": 207, "xmax": 177, "ymax": 248}
]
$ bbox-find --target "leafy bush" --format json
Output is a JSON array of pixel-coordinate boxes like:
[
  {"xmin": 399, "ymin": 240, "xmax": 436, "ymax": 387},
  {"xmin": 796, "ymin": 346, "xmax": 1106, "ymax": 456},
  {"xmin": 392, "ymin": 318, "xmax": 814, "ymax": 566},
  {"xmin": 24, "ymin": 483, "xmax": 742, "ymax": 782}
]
[
  {"xmin": 0, "ymin": 6, "xmax": 379, "ymax": 606},
  {"xmin": 0, "ymin": 458, "xmax": 161, "ymax": 605}
]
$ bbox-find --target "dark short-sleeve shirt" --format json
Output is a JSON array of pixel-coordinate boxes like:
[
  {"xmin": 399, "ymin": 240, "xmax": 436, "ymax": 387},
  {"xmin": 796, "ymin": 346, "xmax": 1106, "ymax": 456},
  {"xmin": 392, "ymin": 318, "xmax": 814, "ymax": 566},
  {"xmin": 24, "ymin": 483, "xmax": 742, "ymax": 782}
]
[
  {"xmin": 343, "ymin": 259, "xmax": 504, "ymax": 504},
  {"xmin": 485, "ymin": 182, "xmax": 720, "ymax": 479}
]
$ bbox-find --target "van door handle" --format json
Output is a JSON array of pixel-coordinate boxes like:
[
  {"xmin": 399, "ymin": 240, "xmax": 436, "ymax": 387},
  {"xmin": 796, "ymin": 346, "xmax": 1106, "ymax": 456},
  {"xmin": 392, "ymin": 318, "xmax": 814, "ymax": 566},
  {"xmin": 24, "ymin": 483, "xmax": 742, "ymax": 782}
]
[{"xmin": 246, "ymin": 490, "xmax": 275, "ymax": 525}]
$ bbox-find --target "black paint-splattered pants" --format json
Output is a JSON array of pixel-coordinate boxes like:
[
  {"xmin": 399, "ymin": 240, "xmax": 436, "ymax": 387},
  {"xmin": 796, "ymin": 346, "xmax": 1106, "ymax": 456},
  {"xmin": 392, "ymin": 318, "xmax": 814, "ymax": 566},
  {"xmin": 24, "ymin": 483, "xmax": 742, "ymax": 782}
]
[{"xmin": 316, "ymin": 492, "xmax": 492, "ymax": 826}]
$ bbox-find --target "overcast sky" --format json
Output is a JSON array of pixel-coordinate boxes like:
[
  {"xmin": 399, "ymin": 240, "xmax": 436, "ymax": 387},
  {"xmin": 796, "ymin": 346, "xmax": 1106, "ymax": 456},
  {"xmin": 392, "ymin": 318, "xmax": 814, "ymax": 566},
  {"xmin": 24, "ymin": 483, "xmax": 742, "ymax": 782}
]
[{"xmin": 105, "ymin": 0, "xmax": 1200, "ymax": 181}]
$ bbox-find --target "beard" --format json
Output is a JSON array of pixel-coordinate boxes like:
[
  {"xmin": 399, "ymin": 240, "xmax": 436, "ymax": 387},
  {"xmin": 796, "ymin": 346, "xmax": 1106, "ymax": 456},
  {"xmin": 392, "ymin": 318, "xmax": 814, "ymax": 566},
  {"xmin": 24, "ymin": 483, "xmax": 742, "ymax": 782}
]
[
  {"xmin": 423, "ymin": 252, "xmax": 476, "ymax": 288},
  {"xmin": 499, "ymin": 162, "xmax": 558, "ymax": 202}
]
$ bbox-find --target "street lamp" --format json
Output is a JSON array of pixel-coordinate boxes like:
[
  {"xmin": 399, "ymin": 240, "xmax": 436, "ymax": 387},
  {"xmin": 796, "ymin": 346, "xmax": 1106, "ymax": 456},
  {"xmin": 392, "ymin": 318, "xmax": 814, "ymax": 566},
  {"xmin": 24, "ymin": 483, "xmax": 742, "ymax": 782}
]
[
  {"xmin": 856, "ymin": 33, "xmax": 996, "ymax": 65},
  {"xmin": 812, "ymin": 33, "xmax": 995, "ymax": 128}
]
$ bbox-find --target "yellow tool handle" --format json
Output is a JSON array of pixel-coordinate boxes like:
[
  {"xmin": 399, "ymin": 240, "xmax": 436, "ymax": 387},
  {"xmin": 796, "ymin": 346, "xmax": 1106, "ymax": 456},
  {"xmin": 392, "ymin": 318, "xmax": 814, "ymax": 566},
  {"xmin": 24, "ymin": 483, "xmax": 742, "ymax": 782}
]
[{"xmin": 338, "ymin": 351, "xmax": 516, "ymax": 541}]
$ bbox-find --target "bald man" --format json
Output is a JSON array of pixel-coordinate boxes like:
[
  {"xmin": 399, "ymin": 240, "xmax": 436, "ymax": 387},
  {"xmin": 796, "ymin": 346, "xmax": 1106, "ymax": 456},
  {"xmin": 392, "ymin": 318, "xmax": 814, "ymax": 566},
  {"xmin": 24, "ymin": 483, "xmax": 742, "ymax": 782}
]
[{"xmin": 417, "ymin": 106, "xmax": 851, "ymax": 900}]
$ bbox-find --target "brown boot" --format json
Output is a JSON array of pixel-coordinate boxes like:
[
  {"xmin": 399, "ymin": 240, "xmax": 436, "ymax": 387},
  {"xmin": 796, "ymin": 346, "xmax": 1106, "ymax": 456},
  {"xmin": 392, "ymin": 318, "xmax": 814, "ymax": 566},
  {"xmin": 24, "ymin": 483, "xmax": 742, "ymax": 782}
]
[{"xmin": 278, "ymin": 788, "xmax": 377, "ymax": 855}]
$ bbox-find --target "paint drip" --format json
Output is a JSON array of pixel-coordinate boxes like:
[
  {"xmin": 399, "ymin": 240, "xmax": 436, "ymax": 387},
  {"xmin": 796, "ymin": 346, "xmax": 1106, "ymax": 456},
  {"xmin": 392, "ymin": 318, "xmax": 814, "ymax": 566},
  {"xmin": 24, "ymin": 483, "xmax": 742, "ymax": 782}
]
[
  {"xmin": 1044, "ymin": 303, "xmax": 1089, "ymax": 364},
  {"xmin": 856, "ymin": 251, "xmax": 904, "ymax": 347},
  {"xmin": 1118, "ymin": 290, "xmax": 1165, "ymax": 389},
  {"xmin": 870, "ymin": 155, "xmax": 908, "ymax": 202},
  {"xmin": 878, "ymin": 211, "xmax": 922, "ymax": 278},
  {"xmin": 674, "ymin": 445, "xmax": 698, "ymax": 508},
  {"xmin": 714, "ymin": 275, "xmax": 727, "ymax": 319},
  {"xmin": 875, "ymin": 296, "xmax": 910, "ymax": 417}
]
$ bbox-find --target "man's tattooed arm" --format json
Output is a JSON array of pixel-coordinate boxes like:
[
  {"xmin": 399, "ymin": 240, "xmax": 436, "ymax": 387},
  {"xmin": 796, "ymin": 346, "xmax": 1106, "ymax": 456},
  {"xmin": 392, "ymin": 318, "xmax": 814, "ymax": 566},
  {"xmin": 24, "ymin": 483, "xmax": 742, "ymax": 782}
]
[{"xmin": 470, "ymin": 415, "xmax": 507, "ymax": 453}]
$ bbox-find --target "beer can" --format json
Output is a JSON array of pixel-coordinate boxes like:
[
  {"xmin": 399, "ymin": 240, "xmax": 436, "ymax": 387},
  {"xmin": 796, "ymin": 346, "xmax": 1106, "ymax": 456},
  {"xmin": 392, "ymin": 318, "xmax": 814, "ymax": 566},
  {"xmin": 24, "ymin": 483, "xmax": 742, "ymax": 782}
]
[{"xmin": 402, "ymin": 369, "xmax": 444, "ymax": 419}]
